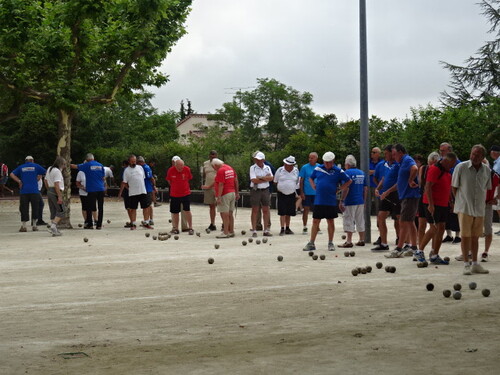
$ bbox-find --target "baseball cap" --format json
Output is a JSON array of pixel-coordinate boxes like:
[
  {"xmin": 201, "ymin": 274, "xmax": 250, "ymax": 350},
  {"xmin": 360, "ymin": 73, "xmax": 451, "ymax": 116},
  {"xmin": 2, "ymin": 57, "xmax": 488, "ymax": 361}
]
[
  {"xmin": 172, "ymin": 155, "xmax": 181, "ymax": 162},
  {"xmin": 25, "ymin": 156, "xmax": 34, "ymax": 161},
  {"xmin": 322, "ymin": 152, "xmax": 335, "ymax": 162},
  {"xmin": 490, "ymin": 145, "xmax": 500, "ymax": 152},
  {"xmin": 283, "ymin": 156, "xmax": 296, "ymax": 165},
  {"xmin": 254, "ymin": 152, "xmax": 265, "ymax": 160}
]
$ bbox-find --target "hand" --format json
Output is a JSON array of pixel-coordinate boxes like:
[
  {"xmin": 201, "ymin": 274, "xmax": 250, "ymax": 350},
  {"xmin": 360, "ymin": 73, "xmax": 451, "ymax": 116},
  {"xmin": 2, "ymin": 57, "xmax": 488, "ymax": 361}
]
[
  {"xmin": 201, "ymin": 185, "xmax": 208, "ymax": 190},
  {"xmin": 57, "ymin": 197, "xmax": 63, "ymax": 204},
  {"xmin": 427, "ymin": 204, "xmax": 435, "ymax": 216},
  {"xmin": 380, "ymin": 191, "xmax": 387, "ymax": 201},
  {"xmin": 409, "ymin": 181, "xmax": 418, "ymax": 188},
  {"xmin": 374, "ymin": 189, "xmax": 380, "ymax": 198},
  {"xmin": 339, "ymin": 201, "xmax": 345, "ymax": 212},
  {"xmin": 235, "ymin": 194, "xmax": 240, "ymax": 201},
  {"xmin": 300, "ymin": 193, "xmax": 305, "ymax": 200}
]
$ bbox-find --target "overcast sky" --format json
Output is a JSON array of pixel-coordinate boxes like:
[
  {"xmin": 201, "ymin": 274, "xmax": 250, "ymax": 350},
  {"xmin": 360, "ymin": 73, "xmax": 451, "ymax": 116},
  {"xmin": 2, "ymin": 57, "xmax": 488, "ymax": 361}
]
[{"xmin": 149, "ymin": 0, "xmax": 492, "ymax": 121}]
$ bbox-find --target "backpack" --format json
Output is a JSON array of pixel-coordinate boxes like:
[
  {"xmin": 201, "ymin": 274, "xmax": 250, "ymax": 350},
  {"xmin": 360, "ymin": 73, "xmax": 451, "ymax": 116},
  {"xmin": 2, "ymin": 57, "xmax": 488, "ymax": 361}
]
[{"xmin": 0, "ymin": 163, "xmax": 7, "ymax": 177}]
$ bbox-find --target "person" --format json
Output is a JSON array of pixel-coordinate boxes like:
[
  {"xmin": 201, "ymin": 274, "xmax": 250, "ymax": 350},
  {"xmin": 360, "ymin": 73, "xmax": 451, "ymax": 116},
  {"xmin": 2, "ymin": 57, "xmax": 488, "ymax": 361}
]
[
  {"xmin": 274, "ymin": 156, "xmax": 299, "ymax": 236},
  {"xmin": 148, "ymin": 159, "xmax": 162, "ymax": 207},
  {"xmin": 303, "ymin": 151, "xmax": 351, "ymax": 252},
  {"xmin": 103, "ymin": 165, "xmax": 115, "ymax": 196},
  {"xmin": 10, "ymin": 156, "xmax": 46, "ymax": 232},
  {"xmin": 338, "ymin": 155, "xmax": 368, "ymax": 247},
  {"xmin": 201, "ymin": 150, "xmax": 218, "ymax": 231},
  {"xmin": 212, "ymin": 158, "xmax": 239, "ymax": 238},
  {"xmin": 372, "ymin": 145, "xmax": 400, "ymax": 252},
  {"xmin": 76, "ymin": 161, "xmax": 97, "ymax": 226},
  {"xmin": 44, "ymin": 156, "xmax": 67, "ymax": 236},
  {"xmin": 419, "ymin": 152, "xmax": 458, "ymax": 264},
  {"xmin": 0, "ymin": 161, "xmax": 14, "ymax": 196},
  {"xmin": 385, "ymin": 144, "xmax": 421, "ymax": 260},
  {"xmin": 70, "ymin": 154, "xmax": 105, "ymax": 230},
  {"xmin": 166, "ymin": 158, "xmax": 194, "ymax": 235},
  {"xmin": 119, "ymin": 155, "xmax": 151, "ymax": 230},
  {"xmin": 36, "ymin": 175, "xmax": 48, "ymax": 226},
  {"xmin": 452, "ymin": 145, "xmax": 491, "ymax": 275},
  {"xmin": 372, "ymin": 153, "xmax": 389, "ymax": 246},
  {"xmin": 439, "ymin": 142, "xmax": 462, "ymax": 244},
  {"xmin": 369, "ymin": 147, "xmax": 382, "ymax": 214},
  {"xmin": 299, "ymin": 152, "xmax": 319, "ymax": 235},
  {"xmin": 490, "ymin": 145, "xmax": 500, "ymax": 236},
  {"xmin": 170, "ymin": 156, "xmax": 189, "ymax": 232},
  {"xmin": 481, "ymin": 159, "xmax": 499, "ymax": 262},
  {"xmin": 254, "ymin": 151, "xmax": 275, "ymax": 231},
  {"xmin": 249, "ymin": 151, "xmax": 274, "ymax": 237},
  {"xmin": 137, "ymin": 156, "xmax": 155, "ymax": 227},
  {"xmin": 119, "ymin": 159, "xmax": 134, "ymax": 228}
]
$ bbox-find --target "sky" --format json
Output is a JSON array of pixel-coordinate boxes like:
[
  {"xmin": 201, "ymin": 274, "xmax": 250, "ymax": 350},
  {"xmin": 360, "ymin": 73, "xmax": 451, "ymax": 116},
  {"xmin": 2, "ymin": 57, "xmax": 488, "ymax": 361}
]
[{"xmin": 149, "ymin": 0, "xmax": 492, "ymax": 121}]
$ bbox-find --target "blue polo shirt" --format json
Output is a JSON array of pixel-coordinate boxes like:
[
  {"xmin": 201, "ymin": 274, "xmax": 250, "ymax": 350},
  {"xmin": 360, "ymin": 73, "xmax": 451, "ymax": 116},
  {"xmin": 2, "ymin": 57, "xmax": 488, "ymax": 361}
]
[
  {"xmin": 381, "ymin": 161, "xmax": 400, "ymax": 193},
  {"xmin": 78, "ymin": 160, "xmax": 105, "ymax": 192},
  {"xmin": 374, "ymin": 160, "xmax": 386, "ymax": 185},
  {"xmin": 12, "ymin": 162, "xmax": 46, "ymax": 194},
  {"xmin": 310, "ymin": 164, "xmax": 350, "ymax": 206},
  {"xmin": 299, "ymin": 163, "xmax": 317, "ymax": 196},
  {"xmin": 142, "ymin": 164, "xmax": 154, "ymax": 193},
  {"xmin": 397, "ymin": 154, "xmax": 420, "ymax": 199},
  {"xmin": 369, "ymin": 159, "xmax": 381, "ymax": 187},
  {"xmin": 344, "ymin": 168, "xmax": 367, "ymax": 206}
]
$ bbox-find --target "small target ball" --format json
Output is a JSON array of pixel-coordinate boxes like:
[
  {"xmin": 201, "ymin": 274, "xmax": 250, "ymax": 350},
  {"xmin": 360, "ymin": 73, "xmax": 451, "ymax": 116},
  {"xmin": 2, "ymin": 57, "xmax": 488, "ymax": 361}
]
[
  {"xmin": 83, "ymin": 237, "xmax": 88, "ymax": 243},
  {"xmin": 208, "ymin": 258, "xmax": 214, "ymax": 264},
  {"xmin": 469, "ymin": 282, "xmax": 477, "ymax": 290},
  {"xmin": 312, "ymin": 255, "xmax": 318, "ymax": 260},
  {"xmin": 443, "ymin": 289, "xmax": 452, "ymax": 298},
  {"xmin": 351, "ymin": 269, "xmax": 359, "ymax": 276},
  {"xmin": 482, "ymin": 289, "xmax": 490, "ymax": 297},
  {"xmin": 277, "ymin": 255, "xmax": 283, "ymax": 262},
  {"xmin": 214, "ymin": 244, "xmax": 220, "ymax": 249},
  {"xmin": 320, "ymin": 254, "xmax": 326, "ymax": 260},
  {"xmin": 426, "ymin": 283, "xmax": 434, "ymax": 291},
  {"xmin": 349, "ymin": 251, "xmax": 355, "ymax": 257},
  {"xmin": 376, "ymin": 262, "xmax": 383, "ymax": 269},
  {"xmin": 107, "ymin": 219, "xmax": 111, "ymax": 224},
  {"xmin": 453, "ymin": 283, "xmax": 462, "ymax": 291},
  {"xmin": 453, "ymin": 291, "xmax": 462, "ymax": 300}
]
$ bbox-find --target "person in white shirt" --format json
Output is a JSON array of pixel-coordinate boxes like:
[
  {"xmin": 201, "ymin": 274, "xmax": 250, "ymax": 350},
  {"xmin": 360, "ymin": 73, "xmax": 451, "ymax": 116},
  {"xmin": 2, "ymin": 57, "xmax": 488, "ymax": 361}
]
[
  {"xmin": 249, "ymin": 152, "xmax": 274, "ymax": 237},
  {"xmin": 44, "ymin": 156, "xmax": 66, "ymax": 236},
  {"xmin": 76, "ymin": 163, "xmax": 97, "ymax": 225},
  {"xmin": 118, "ymin": 155, "xmax": 149, "ymax": 230},
  {"xmin": 274, "ymin": 156, "xmax": 299, "ymax": 235}
]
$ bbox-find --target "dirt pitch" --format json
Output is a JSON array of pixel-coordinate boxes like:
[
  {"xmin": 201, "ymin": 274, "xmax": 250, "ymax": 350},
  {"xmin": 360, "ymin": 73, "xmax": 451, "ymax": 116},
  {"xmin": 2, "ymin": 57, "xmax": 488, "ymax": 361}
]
[{"xmin": 1, "ymin": 198, "xmax": 499, "ymax": 374}]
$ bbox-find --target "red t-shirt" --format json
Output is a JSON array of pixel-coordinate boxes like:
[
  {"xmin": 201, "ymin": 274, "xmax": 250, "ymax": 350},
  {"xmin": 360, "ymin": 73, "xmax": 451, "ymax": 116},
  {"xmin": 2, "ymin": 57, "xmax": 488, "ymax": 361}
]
[
  {"xmin": 214, "ymin": 165, "xmax": 237, "ymax": 196},
  {"xmin": 486, "ymin": 173, "xmax": 499, "ymax": 202},
  {"xmin": 423, "ymin": 164, "xmax": 451, "ymax": 206},
  {"xmin": 166, "ymin": 166, "xmax": 192, "ymax": 197}
]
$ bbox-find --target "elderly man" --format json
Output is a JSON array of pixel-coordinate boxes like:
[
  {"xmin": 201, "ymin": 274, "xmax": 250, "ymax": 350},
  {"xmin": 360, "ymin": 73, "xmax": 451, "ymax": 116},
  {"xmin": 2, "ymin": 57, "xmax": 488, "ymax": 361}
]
[
  {"xmin": 201, "ymin": 150, "xmax": 219, "ymax": 231},
  {"xmin": 249, "ymin": 151, "xmax": 274, "ymax": 237},
  {"xmin": 299, "ymin": 152, "xmax": 319, "ymax": 234},
  {"xmin": 211, "ymin": 158, "xmax": 239, "ymax": 238},
  {"xmin": 166, "ymin": 158, "xmax": 194, "ymax": 235},
  {"xmin": 71, "ymin": 153, "xmax": 106, "ymax": 229},
  {"xmin": 369, "ymin": 147, "xmax": 383, "ymax": 214},
  {"xmin": 10, "ymin": 156, "xmax": 46, "ymax": 232},
  {"xmin": 303, "ymin": 152, "xmax": 351, "ymax": 252},
  {"xmin": 137, "ymin": 156, "xmax": 156, "ymax": 227},
  {"xmin": 274, "ymin": 156, "xmax": 299, "ymax": 236},
  {"xmin": 339, "ymin": 155, "xmax": 368, "ymax": 247},
  {"xmin": 452, "ymin": 145, "xmax": 492, "ymax": 275}
]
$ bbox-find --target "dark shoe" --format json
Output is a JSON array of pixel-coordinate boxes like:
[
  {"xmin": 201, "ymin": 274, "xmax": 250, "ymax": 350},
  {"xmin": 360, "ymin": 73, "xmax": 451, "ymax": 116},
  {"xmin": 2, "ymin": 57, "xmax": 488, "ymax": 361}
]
[
  {"xmin": 256, "ymin": 224, "xmax": 263, "ymax": 231},
  {"xmin": 36, "ymin": 220, "xmax": 47, "ymax": 226},
  {"xmin": 285, "ymin": 228, "xmax": 294, "ymax": 235},
  {"xmin": 355, "ymin": 241, "xmax": 365, "ymax": 246},
  {"xmin": 338, "ymin": 242, "xmax": 353, "ymax": 248},
  {"xmin": 208, "ymin": 224, "xmax": 217, "ymax": 231},
  {"xmin": 188, "ymin": 229, "xmax": 194, "ymax": 235},
  {"xmin": 442, "ymin": 235, "xmax": 453, "ymax": 243},
  {"xmin": 372, "ymin": 236, "xmax": 381, "ymax": 245},
  {"xmin": 84, "ymin": 224, "xmax": 94, "ymax": 230},
  {"xmin": 154, "ymin": 202, "xmax": 162, "ymax": 207},
  {"xmin": 130, "ymin": 224, "xmax": 137, "ymax": 230},
  {"xmin": 95, "ymin": 226, "xmax": 102, "ymax": 230},
  {"xmin": 371, "ymin": 244, "xmax": 389, "ymax": 252},
  {"xmin": 170, "ymin": 229, "xmax": 180, "ymax": 235},
  {"xmin": 452, "ymin": 237, "xmax": 461, "ymax": 244},
  {"xmin": 279, "ymin": 229, "xmax": 285, "ymax": 236},
  {"xmin": 263, "ymin": 231, "xmax": 273, "ymax": 237},
  {"xmin": 124, "ymin": 222, "xmax": 132, "ymax": 228}
]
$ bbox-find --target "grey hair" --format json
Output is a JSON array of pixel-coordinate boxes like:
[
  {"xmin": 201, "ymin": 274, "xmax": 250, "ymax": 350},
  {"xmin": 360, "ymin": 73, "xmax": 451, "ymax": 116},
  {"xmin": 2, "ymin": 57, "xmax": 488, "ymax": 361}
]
[
  {"xmin": 440, "ymin": 142, "xmax": 452, "ymax": 151},
  {"xmin": 86, "ymin": 153, "xmax": 95, "ymax": 161},
  {"xmin": 211, "ymin": 158, "xmax": 224, "ymax": 167},
  {"xmin": 137, "ymin": 156, "xmax": 145, "ymax": 163},
  {"xmin": 427, "ymin": 151, "xmax": 440, "ymax": 163},
  {"xmin": 472, "ymin": 144, "xmax": 487, "ymax": 157},
  {"xmin": 345, "ymin": 154, "xmax": 357, "ymax": 167}
]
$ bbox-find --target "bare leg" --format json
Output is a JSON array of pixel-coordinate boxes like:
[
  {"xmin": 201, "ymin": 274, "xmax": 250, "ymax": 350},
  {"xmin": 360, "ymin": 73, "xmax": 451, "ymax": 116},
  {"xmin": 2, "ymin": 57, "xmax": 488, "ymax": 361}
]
[
  {"xmin": 310, "ymin": 218, "xmax": 321, "ymax": 243},
  {"xmin": 172, "ymin": 213, "xmax": 179, "ymax": 230},
  {"xmin": 251, "ymin": 206, "xmax": 259, "ymax": 231},
  {"xmin": 209, "ymin": 203, "xmax": 216, "ymax": 225},
  {"xmin": 378, "ymin": 211, "xmax": 389, "ymax": 244},
  {"xmin": 461, "ymin": 236, "xmax": 471, "ymax": 263},
  {"xmin": 262, "ymin": 206, "xmax": 270, "ymax": 231},
  {"xmin": 326, "ymin": 218, "xmax": 334, "ymax": 242},
  {"xmin": 184, "ymin": 210, "xmax": 193, "ymax": 229}
]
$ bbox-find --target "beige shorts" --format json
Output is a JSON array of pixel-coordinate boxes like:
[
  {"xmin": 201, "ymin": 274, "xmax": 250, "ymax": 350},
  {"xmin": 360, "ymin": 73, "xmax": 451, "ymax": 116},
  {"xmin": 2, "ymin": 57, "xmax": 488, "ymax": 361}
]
[
  {"xmin": 458, "ymin": 212, "xmax": 484, "ymax": 237},
  {"xmin": 204, "ymin": 188, "xmax": 216, "ymax": 205},
  {"xmin": 217, "ymin": 192, "xmax": 235, "ymax": 213}
]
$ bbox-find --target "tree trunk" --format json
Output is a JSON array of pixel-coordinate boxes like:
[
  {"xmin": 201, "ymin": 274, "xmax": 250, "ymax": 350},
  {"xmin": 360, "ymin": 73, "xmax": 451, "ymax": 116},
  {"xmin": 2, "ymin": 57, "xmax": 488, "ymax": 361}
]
[{"xmin": 57, "ymin": 108, "xmax": 74, "ymax": 229}]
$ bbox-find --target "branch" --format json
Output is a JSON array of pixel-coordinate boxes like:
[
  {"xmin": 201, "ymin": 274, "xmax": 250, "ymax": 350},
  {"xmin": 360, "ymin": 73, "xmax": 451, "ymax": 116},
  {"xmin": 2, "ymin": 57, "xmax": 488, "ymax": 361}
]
[{"xmin": 0, "ymin": 74, "xmax": 50, "ymax": 100}]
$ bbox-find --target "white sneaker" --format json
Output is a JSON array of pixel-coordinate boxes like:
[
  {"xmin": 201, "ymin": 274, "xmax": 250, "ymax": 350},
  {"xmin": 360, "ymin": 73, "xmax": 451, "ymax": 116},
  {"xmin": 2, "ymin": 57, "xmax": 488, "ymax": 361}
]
[
  {"xmin": 463, "ymin": 265, "xmax": 472, "ymax": 275},
  {"xmin": 471, "ymin": 264, "xmax": 489, "ymax": 274}
]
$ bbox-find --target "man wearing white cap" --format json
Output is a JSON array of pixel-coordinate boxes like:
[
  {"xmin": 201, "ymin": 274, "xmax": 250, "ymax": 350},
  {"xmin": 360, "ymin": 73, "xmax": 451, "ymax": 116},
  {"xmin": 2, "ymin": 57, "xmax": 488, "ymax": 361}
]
[
  {"xmin": 274, "ymin": 156, "xmax": 299, "ymax": 235},
  {"xmin": 303, "ymin": 151, "xmax": 351, "ymax": 251},
  {"xmin": 249, "ymin": 151, "xmax": 274, "ymax": 236},
  {"xmin": 10, "ymin": 156, "xmax": 46, "ymax": 232}
]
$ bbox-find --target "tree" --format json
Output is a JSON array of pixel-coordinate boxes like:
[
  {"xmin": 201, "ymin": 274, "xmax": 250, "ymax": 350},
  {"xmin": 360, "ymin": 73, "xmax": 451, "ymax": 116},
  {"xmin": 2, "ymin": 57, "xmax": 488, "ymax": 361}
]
[
  {"xmin": 441, "ymin": 0, "xmax": 500, "ymax": 106},
  {"xmin": 0, "ymin": 0, "xmax": 191, "ymax": 224}
]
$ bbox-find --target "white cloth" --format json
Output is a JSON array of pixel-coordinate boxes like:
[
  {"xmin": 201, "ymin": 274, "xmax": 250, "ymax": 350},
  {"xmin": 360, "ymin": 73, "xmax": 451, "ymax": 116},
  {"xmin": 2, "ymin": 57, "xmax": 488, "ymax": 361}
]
[
  {"xmin": 342, "ymin": 204, "xmax": 365, "ymax": 233},
  {"xmin": 45, "ymin": 167, "xmax": 65, "ymax": 191},
  {"xmin": 249, "ymin": 164, "xmax": 273, "ymax": 189},
  {"xmin": 37, "ymin": 179, "xmax": 43, "ymax": 192},
  {"xmin": 104, "ymin": 166, "xmax": 114, "ymax": 179},
  {"xmin": 76, "ymin": 171, "xmax": 87, "ymax": 196},
  {"xmin": 274, "ymin": 166, "xmax": 299, "ymax": 195},
  {"xmin": 452, "ymin": 160, "xmax": 491, "ymax": 217},
  {"xmin": 123, "ymin": 166, "xmax": 146, "ymax": 196}
]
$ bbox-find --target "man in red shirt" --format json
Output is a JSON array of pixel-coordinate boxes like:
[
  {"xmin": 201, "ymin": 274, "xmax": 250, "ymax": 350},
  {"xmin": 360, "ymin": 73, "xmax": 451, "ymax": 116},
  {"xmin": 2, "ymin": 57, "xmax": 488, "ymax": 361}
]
[
  {"xmin": 166, "ymin": 158, "xmax": 194, "ymax": 235},
  {"xmin": 419, "ymin": 152, "xmax": 457, "ymax": 264},
  {"xmin": 212, "ymin": 158, "xmax": 239, "ymax": 238}
]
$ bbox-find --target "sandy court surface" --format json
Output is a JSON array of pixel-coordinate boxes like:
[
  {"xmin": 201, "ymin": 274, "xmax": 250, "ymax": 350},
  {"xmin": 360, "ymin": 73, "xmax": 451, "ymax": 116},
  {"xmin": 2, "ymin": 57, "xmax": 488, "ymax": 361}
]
[{"xmin": 1, "ymin": 198, "xmax": 499, "ymax": 374}]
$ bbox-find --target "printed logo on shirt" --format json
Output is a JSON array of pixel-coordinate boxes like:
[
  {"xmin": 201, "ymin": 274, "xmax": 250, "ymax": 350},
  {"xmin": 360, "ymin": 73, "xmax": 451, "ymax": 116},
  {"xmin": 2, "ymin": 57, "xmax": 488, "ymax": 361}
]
[
  {"xmin": 90, "ymin": 166, "xmax": 102, "ymax": 171},
  {"xmin": 22, "ymin": 167, "xmax": 35, "ymax": 172}
]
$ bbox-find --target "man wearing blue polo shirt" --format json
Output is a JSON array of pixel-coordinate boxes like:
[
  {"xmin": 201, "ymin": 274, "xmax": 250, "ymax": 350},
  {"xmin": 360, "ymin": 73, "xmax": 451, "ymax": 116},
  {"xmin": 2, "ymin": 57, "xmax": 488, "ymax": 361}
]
[
  {"xmin": 303, "ymin": 151, "xmax": 351, "ymax": 252},
  {"xmin": 386, "ymin": 144, "xmax": 421, "ymax": 260},
  {"xmin": 338, "ymin": 155, "xmax": 368, "ymax": 248},
  {"xmin": 299, "ymin": 152, "xmax": 319, "ymax": 234},
  {"xmin": 138, "ymin": 156, "xmax": 155, "ymax": 228},
  {"xmin": 10, "ymin": 156, "xmax": 46, "ymax": 232},
  {"xmin": 71, "ymin": 153, "xmax": 105, "ymax": 229}
]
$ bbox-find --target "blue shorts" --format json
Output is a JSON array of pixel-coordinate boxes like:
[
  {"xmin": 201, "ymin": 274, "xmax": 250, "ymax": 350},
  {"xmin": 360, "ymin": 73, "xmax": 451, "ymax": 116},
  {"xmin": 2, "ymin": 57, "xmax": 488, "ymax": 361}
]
[{"xmin": 302, "ymin": 195, "xmax": 316, "ymax": 208}]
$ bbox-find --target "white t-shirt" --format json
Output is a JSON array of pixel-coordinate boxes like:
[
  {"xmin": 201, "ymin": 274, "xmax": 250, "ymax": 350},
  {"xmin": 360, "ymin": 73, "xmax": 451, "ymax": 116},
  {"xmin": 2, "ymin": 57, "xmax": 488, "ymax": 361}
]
[
  {"xmin": 45, "ymin": 167, "xmax": 65, "ymax": 191},
  {"xmin": 274, "ymin": 166, "xmax": 299, "ymax": 195},
  {"xmin": 104, "ymin": 166, "xmax": 114, "ymax": 179},
  {"xmin": 76, "ymin": 171, "xmax": 87, "ymax": 196},
  {"xmin": 123, "ymin": 166, "xmax": 146, "ymax": 196},
  {"xmin": 249, "ymin": 164, "xmax": 273, "ymax": 189}
]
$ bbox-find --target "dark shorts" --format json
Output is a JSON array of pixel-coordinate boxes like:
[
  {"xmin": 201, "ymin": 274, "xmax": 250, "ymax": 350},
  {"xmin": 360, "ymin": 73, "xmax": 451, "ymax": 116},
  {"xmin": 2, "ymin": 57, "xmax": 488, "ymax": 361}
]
[
  {"xmin": 129, "ymin": 193, "xmax": 151, "ymax": 210},
  {"xmin": 250, "ymin": 188, "xmax": 271, "ymax": 207},
  {"xmin": 170, "ymin": 195, "xmax": 191, "ymax": 213},
  {"xmin": 424, "ymin": 204, "xmax": 449, "ymax": 224},
  {"xmin": 122, "ymin": 189, "xmax": 131, "ymax": 210},
  {"xmin": 80, "ymin": 195, "xmax": 91, "ymax": 212},
  {"xmin": 417, "ymin": 199, "xmax": 427, "ymax": 218},
  {"xmin": 446, "ymin": 211, "xmax": 460, "ymax": 231},
  {"xmin": 302, "ymin": 194, "xmax": 315, "ymax": 208},
  {"xmin": 400, "ymin": 197, "xmax": 419, "ymax": 222},
  {"xmin": 379, "ymin": 191, "xmax": 401, "ymax": 216},
  {"xmin": 313, "ymin": 205, "xmax": 338, "ymax": 220},
  {"xmin": 277, "ymin": 192, "xmax": 297, "ymax": 216}
]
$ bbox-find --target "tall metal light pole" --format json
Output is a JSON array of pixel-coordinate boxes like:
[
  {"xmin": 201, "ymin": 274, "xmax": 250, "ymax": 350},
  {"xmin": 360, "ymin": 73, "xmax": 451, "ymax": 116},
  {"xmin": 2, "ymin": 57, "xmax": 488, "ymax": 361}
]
[{"xmin": 359, "ymin": 0, "xmax": 371, "ymax": 242}]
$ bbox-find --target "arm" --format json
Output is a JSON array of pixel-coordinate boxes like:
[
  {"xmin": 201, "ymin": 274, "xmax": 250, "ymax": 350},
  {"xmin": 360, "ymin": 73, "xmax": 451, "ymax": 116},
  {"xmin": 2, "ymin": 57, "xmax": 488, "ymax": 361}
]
[
  {"xmin": 118, "ymin": 181, "xmax": 128, "ymax": 198},
  {"xmin": 374, "ymin": 177, "xmax": 384, "ymax": 198},
  {"xmin": 234, "ymin": 175, "xmax": 240, "ymax": 201},
  {"xmin": 424, "ymin": 181, "xmax": 435, "ymax": 215},
  {"xmin": 54, "ymin": 181, "xmax": 63, "ymax": 204},
  {"xmin": 9, "ymin": 172, "xmax": 22, "ymax": 189},
  {"xmin": 380, "ymin": 183, "xmax": 397, "ymax": 201},
  {"xmin": 408, "ymin": 164, "xmax": 418, "ymax": 188},
  {"xmin": 309, "ymin": 177, "xmax": 316, "ymax": 191}
]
